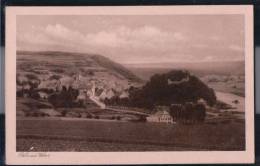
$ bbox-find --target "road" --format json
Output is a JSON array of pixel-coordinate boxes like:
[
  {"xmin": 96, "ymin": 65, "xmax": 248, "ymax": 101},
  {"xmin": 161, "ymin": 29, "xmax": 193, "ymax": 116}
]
[{"xmin": 107, "ymin": 106, "xmax": 150, "ymax": 116}]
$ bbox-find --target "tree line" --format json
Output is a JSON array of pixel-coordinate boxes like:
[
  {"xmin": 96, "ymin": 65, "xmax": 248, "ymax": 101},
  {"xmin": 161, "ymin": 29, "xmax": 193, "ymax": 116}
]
[{"xmin": 169, "ymin": 102, "xmax": 206, "ymax": 124}]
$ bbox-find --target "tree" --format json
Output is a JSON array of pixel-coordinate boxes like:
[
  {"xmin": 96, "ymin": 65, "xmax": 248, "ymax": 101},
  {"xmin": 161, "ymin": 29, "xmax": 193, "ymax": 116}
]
[{"xmin": 193, "ymin": 103, "xmax": 206, "ymax": 122}]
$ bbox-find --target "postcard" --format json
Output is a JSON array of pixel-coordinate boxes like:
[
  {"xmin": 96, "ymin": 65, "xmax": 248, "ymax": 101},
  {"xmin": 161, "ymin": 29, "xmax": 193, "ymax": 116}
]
[{"xmin": 5, "ymin": 5, "xmax": 254, "ymax": 164}]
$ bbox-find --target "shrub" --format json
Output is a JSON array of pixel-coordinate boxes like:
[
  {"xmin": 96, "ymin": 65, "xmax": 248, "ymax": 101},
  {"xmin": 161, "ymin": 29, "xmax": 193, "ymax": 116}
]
[{"xmin": 61, "ymin": 110, "xmax": 67, "ymax": 117}]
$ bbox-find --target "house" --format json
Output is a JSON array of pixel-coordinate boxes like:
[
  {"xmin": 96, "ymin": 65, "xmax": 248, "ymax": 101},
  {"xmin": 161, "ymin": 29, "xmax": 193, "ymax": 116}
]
[
  {"xmin": 77, "ymin": 90, "xmax": 87, "ymax": 101},
  {"xmin": 197, "ymin": 98, "xmax": 207, "ymax": 105},
  {"xmin": 146, "ymin": 109, "xmax": 174, "ymax": 124},
  {"xmin": 99, "ymin": 89, "xmax": 115, "ymax": 100},
  {"xmin": 38, "ymin": 91, "xmax": 48, "ymax": 100},
  {"xmin": 119, "ymin": 91, "xmax": 129, "ymax": 98}
]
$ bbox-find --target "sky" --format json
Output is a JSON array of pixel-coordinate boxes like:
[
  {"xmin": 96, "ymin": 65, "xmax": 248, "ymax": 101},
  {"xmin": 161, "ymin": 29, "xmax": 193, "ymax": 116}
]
[{"xmin": 17, "ymin": 15, "xmax": 244, "ymax": 64}]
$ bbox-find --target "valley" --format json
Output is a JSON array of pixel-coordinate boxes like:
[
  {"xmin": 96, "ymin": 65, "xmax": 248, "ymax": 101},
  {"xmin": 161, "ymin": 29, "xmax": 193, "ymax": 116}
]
[{"xmin": 16, "ymin": 50, "xmax": 246, "ymax": 151}]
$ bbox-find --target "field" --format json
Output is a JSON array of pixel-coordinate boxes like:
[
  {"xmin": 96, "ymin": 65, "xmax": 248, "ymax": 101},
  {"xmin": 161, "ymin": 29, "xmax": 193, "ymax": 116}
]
[{"xmin": 17, "ymin": 118, "xmax": 245, "ymax": 151}]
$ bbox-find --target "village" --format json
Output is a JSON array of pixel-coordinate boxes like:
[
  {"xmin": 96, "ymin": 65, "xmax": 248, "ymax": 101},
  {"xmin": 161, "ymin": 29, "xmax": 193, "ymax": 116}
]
[{"xmin": 16, "ymin": 70, "xmax": 211, "ymax": 125}]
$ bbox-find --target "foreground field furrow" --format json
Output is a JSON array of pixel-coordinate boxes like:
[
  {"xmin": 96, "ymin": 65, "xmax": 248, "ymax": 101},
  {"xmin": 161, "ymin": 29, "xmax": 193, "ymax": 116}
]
[
  {"xmin": 16, "ymin": 134, "xmax": 243, "ymax": 151},
  {"xmin": 17, "ymin": 138, "xmax": 203, "ymax": 151},
  {"xmin": 17, "ymin": 119, "xmax": 245, "ymax": 151}
]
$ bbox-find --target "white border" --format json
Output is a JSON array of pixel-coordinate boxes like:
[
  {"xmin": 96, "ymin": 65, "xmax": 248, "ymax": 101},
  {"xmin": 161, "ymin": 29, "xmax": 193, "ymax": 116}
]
[{"xmin": 5, "ymin": 5, "xmax": 254, "ymax": 165}]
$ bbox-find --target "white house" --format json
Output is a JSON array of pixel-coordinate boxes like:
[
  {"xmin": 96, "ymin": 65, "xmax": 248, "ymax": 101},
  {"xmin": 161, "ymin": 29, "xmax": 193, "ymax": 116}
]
[
  {"xmin": 99, "ymin": 89, "xmax": 115, "ymax": 100},
  {"xmin": 146, "ymin": 110, "xmax": 174, "ymax": 124},
  {"xmin": 38, "ymin": 91, "xmax": 48, "ymax": 100},
  {"xmin": 119, "ymin": 91, "xmax": 129, "ymax": 98}
]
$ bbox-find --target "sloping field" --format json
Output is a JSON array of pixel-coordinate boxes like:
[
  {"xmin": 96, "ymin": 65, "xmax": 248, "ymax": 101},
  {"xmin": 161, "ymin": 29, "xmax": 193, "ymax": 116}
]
[
  {"xmin": 215, "ymin": 91, "xmax": 245, "ymax": 112},
  {"xmin": 17, "ymin": 119, "xmax": 245, "ymax": 151}
]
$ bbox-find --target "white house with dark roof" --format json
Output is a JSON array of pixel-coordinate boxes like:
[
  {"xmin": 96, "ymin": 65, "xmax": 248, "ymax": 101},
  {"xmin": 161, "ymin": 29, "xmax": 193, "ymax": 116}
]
[{"xmin": 146, "ymin": 110, "xmax": 174, "ymax": 124}]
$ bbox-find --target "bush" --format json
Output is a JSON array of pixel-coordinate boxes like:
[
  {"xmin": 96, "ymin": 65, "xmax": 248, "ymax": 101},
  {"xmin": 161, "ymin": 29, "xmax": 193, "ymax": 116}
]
[
  {"xmin": 111, "ymin": 116, "xmax": 115, "ymax": 120},
  {"xmin": 30, "ymin": 91, "xmax": 40, "ymax": 99},
  {"xmin": 60, "ymin": 110, "xmax": 66, "ymax": 117}
]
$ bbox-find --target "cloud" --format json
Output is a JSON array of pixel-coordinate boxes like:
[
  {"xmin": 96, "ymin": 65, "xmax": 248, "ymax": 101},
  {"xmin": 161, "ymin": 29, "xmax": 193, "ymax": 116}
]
[
  {"xmin": 18, "ymin": 24, "xmax": 189, "ymax": 52},
  {"xmin": 86, "ymin": 31, "xmax": 124, "ymax": 48},
  {"xmin": 85, "ymin": 25, "xmax": 187, "ymax": 49},
  {"xmin": 45, "ymin": 24, "xmax": 86, "ymax": 44},
  {"xmin": 17, "ymin": 22, "xmax": 244, "ymax": 63}
]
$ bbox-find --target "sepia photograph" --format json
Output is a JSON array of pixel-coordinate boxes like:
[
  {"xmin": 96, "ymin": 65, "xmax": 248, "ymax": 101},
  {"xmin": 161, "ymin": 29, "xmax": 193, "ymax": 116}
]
[{"xmin": 5, "ymin": 6, "xmax": 254, "ymax": 164}]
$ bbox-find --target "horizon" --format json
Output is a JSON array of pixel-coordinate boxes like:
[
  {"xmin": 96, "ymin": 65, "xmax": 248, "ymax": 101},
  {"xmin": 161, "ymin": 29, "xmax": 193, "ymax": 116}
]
[{"xmin": 16, "ymin": 49, "xmax": 245, "ymax": 64}]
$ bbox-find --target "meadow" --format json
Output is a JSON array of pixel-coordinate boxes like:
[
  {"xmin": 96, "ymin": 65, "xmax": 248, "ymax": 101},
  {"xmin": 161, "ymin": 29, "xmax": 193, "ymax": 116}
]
[{"xmin": 17, "ymin": 118, "xmax": 245, "ymax": 151}]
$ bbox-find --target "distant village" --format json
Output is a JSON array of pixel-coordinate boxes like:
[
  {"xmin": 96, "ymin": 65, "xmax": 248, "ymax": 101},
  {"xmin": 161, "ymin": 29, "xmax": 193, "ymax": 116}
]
[{"xmin": 17, "ymin": 70, "xmax": 208, "ymax": 124}]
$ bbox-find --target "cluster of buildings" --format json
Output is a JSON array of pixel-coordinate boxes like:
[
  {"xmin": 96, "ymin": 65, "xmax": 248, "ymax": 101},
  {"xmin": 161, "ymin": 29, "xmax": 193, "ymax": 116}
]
[{"xmin": 17, "ymin": 72, "xmax": 131, "ymax": 108}]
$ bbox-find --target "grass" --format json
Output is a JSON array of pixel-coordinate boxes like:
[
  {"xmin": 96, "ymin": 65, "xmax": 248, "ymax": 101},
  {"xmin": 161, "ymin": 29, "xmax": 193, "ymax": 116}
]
[{"xmin": 17, "ymin": 118, "xmax": 245, "ymax": 151}]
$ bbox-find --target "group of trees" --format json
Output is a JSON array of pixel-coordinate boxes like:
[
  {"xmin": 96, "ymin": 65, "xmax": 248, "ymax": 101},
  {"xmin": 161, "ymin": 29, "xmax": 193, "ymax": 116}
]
[
  {"xmin": 17, "ymin": 89, "xmax": 40, "ymax": 99},
  {"xmin": 48, "ymin": 86, "xmax": 79, "ymax": 108},
  {"xmin": 103, "ymin": 96, "xmax": 129, "ymax": 106},
  {"xmin": 16, "ymin": 83, "xmax": 41, "ymax": 100},
  {"xmin": 17, "ymin": 80, "xmax": 88, "ymax": 109},
  {"xmin": 169, "ymin": 102, "xmax": 206, "ymax": 124},
  {"xmin": 106, "ymin": 70, "xmax": 217, "ymax": 111}
]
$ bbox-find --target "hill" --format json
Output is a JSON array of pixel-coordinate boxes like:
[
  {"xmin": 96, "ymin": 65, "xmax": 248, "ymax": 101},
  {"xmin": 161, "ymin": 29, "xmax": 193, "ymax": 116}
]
[
  {"xmin": 121, "ymin": 70, "xmax": 217, "ymax": 109},
  {"xmin": 16, "ymin": 50, "xmax": 142, "ymax": 96}
]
